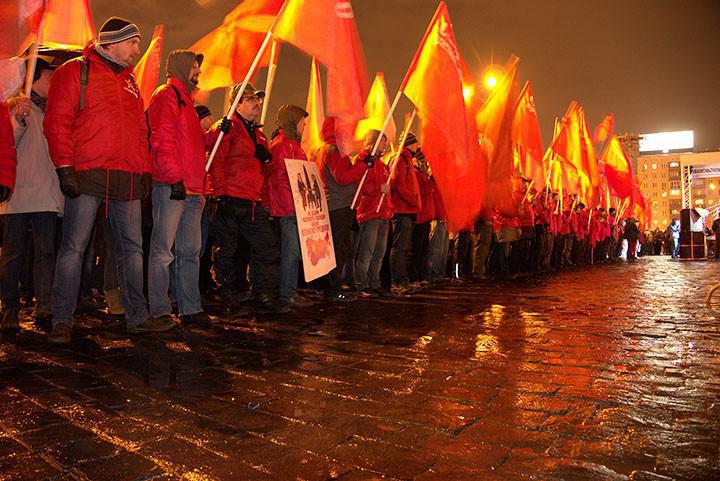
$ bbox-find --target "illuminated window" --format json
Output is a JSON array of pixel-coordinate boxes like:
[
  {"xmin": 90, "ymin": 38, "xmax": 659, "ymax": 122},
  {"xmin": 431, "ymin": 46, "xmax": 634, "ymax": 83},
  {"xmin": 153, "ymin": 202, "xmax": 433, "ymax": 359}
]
[
  {"xmin": 661, "ymin": 192, "xmax": 667, "ymax": 197},
  {"xmin": 672, "ymin": 210, "xmax": 679, "ymax": 214},
  {"xmin": 695, "ymin": 199, "xmax": 705, "ymax": 205},
  {"xmin": 643, "ymin": 165, "xmax": 648, "ymax": 171},
  {"xmin": 669, "ymin": 162, "xmax": 679, "ymax": 167},
  {"xmin": 670, "ymin": 189, "xmax": 680, "ymax": 196},
  {"xmin": 652, "ymin": 163, "xmax": 657, "ymax": 169}
]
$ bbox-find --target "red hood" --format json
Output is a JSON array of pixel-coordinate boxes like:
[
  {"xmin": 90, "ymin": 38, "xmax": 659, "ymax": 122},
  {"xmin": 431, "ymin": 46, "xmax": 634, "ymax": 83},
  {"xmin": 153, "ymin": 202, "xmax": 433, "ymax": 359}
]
[{"xmin": 321, "ymin": 117, "xmax": 336, "ymax": 144}]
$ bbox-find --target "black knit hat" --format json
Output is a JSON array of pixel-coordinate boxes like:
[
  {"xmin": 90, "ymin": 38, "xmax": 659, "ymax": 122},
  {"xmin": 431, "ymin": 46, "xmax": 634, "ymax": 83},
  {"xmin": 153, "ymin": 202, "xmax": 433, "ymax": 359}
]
[
  {"xmin": 404, "ymin": 132, "xmax": 418, "ymax": 147},
  {"xmin": 194, "ymin": 105, "xmax": 211, "ymax": 120},
  {"xmin": 98, "ymin": 17, "xmax": 141, "ymax": 46}
]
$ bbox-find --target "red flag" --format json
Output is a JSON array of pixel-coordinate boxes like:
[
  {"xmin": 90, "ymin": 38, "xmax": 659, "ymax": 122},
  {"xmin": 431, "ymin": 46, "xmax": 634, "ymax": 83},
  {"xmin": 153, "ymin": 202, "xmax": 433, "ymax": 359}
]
[
  {"xmin": 190, "ymin": 0, "xmax": 283, "ymax": 93},
  {"xmin": 476, "ymin": 55, "xmax": 520, "ymax": 211},
  {"xmin": 274, "ymin": 0, "xmax": 369, "ymax": 155},
  {"xmin": 302, "ymin": 58, "xmax": 325, "ymax": 157},
  {"xmin": 402, "ymin": 2, "xmax": 484, "ymax": 231},
  {"xmin": 593, "ymin": 113, "xmax": 614, "ymax": 144},
  {"xmin": 134, "ymin": 25, "xmax": 164, "ymax": 108},
  {"xmin": 40, "ymin": 0, "xmax": 95, "ymax": 48},
  {"xmin": 600, "ymin": 135, "xmax": 633, "ymax": 199},
  {"xmin": 0, "ymin": 0, "xmax": 45, "ymax": 56},
  {"xmin": 512, "ymin": 81, "xmax": 544, "ymax": 187}
]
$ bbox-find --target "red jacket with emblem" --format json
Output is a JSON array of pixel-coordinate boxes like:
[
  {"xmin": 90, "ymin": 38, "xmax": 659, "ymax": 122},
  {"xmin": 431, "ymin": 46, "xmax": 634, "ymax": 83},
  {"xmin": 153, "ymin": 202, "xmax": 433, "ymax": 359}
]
[
  {"xmin": 267, "ymin": 130, "xmax": 307, "ymax": 217},
  {"xmin": 354, "ymin": 149, "xmax": 393, "ymax": 223},
  {"xmin": 148, "ymin": 78, "xmax": 208, "ymax": 194},
  {"xmin": 208, "ymin": 113, "xmax": 269, "ymax": 201},
  {"xmin": 390, "ymin": 148, "xmax": 421, "ymax": 215},
  {"xmin": 0, "ymin": 101, "xmax": 16, "ymax": 189},
  {"xmin": 44, "ymin": 45, "xmax": 150, "ymax": 174}
]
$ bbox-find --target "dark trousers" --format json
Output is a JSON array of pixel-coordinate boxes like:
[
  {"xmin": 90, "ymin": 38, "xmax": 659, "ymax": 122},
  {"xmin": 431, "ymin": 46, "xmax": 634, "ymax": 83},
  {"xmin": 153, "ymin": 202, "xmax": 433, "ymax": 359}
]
[
  {"xmin": 390, "ymin": 213, "xmax": 416, "ymax": 285},
  {"xmin": 410, "ymin": 221, "xmax": 431, "ymax": 282},
  {"xmin": 325, "ymin": 207, "xmax": 355, "ymax": 296},
  {"xmin": 213, "ymin": 197, "xmax": 279, "ymax": 297},
  {"xmin": 0, "ymin": 212, "xmax": 57, "ymax": 313}
]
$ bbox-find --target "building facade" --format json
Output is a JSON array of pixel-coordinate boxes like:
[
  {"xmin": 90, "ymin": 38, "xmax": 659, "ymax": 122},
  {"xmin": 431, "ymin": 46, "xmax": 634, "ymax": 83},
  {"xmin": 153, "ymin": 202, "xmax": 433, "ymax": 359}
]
[{"xmin": 637, "ymin": 151, "xmax": 720, "ymax": 229}]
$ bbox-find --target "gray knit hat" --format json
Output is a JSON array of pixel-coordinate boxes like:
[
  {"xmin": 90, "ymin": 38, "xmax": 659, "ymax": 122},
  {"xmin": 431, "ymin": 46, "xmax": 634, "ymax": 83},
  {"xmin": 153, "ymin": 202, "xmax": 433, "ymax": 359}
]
[{"xmin": 97, "ymin": 17, "xmax": 141, "ymax": 46}]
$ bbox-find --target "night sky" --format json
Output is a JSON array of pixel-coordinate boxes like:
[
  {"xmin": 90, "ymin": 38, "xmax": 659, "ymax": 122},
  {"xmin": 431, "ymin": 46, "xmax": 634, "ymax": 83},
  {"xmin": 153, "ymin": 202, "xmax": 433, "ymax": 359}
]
[{"xmin": 92, "ymin": 0, "xmax": 720, "ymax": 152}]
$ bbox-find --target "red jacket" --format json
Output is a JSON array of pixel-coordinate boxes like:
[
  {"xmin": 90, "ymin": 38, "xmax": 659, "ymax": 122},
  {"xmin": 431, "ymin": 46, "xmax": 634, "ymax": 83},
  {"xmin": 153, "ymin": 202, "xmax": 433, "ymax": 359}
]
[
  {"xmin": 0, "ymin": 101, "xmax": 15, "ymax": 189},
  {"xmin": 44, "ymin": 45, "xmax": 150, "ymax": 175},
  {"xmin": 148, "ymin": 78, "xmax": 208, "ymax": 194},
  {"xmin": 355, "ymin": 149, "xmax": 393, "ymax": 223},
  {"xmin": 267, "ymin": 130, "xmax": 307, "ymax": 217},
  {"xmin": 208, "ymin": 113, "xmax": 269, "ymax": 201},
  {"xmin": 433, "ymin": 180, "xmax": 447, "ymax": 221},
  {"xmin": 316, "ymin": 118, "xmax": 366, "ymax": 190},
  {"xmin": 390, "ymin": 148, "xmax": 421, "ymax": 215},
  {"xmin": 415, "ymin": 169, "xmax": 434, "ymax": 224}
]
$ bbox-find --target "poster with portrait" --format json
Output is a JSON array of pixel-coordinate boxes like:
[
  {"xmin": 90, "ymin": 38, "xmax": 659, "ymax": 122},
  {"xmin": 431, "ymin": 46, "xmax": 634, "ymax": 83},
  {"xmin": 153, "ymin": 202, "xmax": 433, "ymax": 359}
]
[{"xmin": 285, "ymin": 158, "xmax": 336, "ymax": 282}]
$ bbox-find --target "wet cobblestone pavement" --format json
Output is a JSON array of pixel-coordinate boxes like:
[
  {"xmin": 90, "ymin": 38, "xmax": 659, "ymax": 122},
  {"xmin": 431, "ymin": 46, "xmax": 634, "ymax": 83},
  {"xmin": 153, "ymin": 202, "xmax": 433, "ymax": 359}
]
[{"xmin": 1, "ymin": 256, "xmax": 719, "ymax": 480}]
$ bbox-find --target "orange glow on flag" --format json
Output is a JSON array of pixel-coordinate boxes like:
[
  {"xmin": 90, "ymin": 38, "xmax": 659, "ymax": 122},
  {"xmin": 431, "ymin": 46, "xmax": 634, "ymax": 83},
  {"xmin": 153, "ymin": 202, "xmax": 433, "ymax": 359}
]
[
  {"xmin": 402, "ymin": 2, "xmax": 485, "ymax": 231},
  {"xmin": 355, "ymin": 72, "xmax": 396, "ymax": 144},
  {"xmin": 274, "ymin": 0, "xmax": 369, "ymax": 155},
  {"xmin": 476, "ymin": 55, "xmax": 519, "ymax": 210},
  {"xmin": 39, "ymin": 0, "xmax": 95, "ymax": 48},
  {"xmin": 134, "ymin": 24, "xmax": 164, "ymax": 108},
  {"xmin": 512, "ymin": 81, "xmax": 544, "ymax": 187},
  {"xmin": 302, "ymin": 58, "xmax": 325, "ymax": 158},
  {"xmin": 190, "ymin": 0, "xmax": 282, "ymax": 93},
  {"xmin": 600, "ymin": 135, "xmax": 634, "ymax": 199},
  {"xmin": 593, "ymin": 113, "xmax": 614, "ymax": 144}
]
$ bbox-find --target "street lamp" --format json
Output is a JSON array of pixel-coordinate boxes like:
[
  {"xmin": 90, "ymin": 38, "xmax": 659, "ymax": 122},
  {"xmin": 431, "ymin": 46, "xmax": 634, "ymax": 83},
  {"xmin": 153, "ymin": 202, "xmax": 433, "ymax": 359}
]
[{"xmin": 484, "ymin": 74, "xmax": 497, "ymax": 90}]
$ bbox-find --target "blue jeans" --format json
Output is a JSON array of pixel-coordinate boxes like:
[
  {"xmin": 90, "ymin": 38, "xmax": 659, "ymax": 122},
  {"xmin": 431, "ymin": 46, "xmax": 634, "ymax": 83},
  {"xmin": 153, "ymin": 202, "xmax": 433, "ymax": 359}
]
[
  {"xmin": 279, "ymin": 215, "xmax": 301, "ymax": 299},
  {"xmin": 0, "ymin": 212, "xmax": 58, "ymax": 313},
  {"xmin": 355, "ymin": 218, "xmax": 389, "ymax": 290},
  {"xmin": 428, "ymin": 220, "xmax": 449, "ymax": 279},
  {"xmin": 148, "ymin": 185, "xmax": 205, "ymax": 317},
  {"xmin": 52, "ymin": 194, "xmax": 149, "ymax": 327}
]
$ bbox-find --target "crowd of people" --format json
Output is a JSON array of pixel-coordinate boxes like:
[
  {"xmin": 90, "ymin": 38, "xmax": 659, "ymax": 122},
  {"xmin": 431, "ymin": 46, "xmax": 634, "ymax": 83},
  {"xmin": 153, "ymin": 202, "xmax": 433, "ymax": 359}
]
[{"xmin": 0, "ymin": 18, "xmax": 650, "ymax": 345}]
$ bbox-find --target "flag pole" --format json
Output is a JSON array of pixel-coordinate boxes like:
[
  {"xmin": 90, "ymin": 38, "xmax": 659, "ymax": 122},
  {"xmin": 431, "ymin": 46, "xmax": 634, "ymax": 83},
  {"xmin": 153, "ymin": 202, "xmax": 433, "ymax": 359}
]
[
  {"xmin": 23, "ymin": 8, "xmax": 47, "ymax": 99},
  {"xmin": 519, "ymin": 179, "xmax": 535, "ymax": 208},
  {"xmin": 350, "ymin": 88, "xmax": 403, "ymax": 209},
  {"xmin": 375, "ymin": 108, "xmax": 417, "ymax": 213},
  {"xmin": 260, "ymin": 40, "xmax": 280, "ymax": 126},
  {"xmin": 205, "ymin": 0, "xmax": 289, "ymax": 172}
]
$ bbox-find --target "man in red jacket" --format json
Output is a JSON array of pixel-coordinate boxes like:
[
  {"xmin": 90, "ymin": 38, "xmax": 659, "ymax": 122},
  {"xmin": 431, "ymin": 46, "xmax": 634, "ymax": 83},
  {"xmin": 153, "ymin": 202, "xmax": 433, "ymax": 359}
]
[
  {"xmin": 389, "ymin": 133, "xmax": 421, "ymax": 290},
  {"xmin": 0, "ymin": 101, "xmax": 15, "ymax": 204},
  {"xmin": 354, "ymin": 130, "xmax": 393, "ymax": 298},
  {"xmin": 208, "ymin": 83, "xmax": 287, "ymax": 314},
  {"xmin": 316, "ymin": 117, "xmax": 366, "ymax": 302},
  {"xmin": 147, "ymin": 50, "xmax": 226, "ymax": 327},
  {"xmin": 43, "ymin": 17, "xmax": 174, "ymax": 344}
]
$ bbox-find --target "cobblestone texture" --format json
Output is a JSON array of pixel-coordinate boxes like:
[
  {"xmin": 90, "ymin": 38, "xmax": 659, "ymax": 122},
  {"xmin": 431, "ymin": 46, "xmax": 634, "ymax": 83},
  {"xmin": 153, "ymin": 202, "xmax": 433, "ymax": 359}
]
[{"xmin": 1, "ymin": 257, "xmax": 719, "ymax": 480}]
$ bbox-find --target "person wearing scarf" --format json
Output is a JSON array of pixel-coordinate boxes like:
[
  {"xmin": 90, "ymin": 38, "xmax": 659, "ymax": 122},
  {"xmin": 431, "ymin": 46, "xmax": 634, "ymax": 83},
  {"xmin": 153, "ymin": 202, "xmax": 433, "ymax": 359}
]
[{"xmin": 266, "ymin": 104, "xmax": 315, "ymax": 308}]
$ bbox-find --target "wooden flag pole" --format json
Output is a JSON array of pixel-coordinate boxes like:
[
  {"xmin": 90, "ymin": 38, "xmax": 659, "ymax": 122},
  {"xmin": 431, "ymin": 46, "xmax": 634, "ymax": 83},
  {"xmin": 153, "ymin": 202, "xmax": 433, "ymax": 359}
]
[
  {"xmin": 350, "ymin": 88, "xmax": 403, "ymax": 210},
  {"xmin": 23, "ymin": 13, "xmax": 47, "ymax": 99},
  {"xmin": 205, "ymin": 0, "xmax": 289, "ymax": 172},
  {"xmin": 260, "ymin": 40, "xmax": 280, "ymax": 126},
  {"xmin": 375, "ymin": 108, "xmax": 417, "ymax": 213},
  {"xmin": 519, "ymin": 179, "xmax": 535, "ymax": 209}
]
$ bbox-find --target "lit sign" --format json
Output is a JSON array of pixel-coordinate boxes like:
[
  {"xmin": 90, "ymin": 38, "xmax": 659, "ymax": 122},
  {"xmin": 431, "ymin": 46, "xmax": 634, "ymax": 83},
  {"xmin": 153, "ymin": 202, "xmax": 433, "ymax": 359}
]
[{"xmin": 639, "ymin": 130, "xmax": 694, "ymax": 153}]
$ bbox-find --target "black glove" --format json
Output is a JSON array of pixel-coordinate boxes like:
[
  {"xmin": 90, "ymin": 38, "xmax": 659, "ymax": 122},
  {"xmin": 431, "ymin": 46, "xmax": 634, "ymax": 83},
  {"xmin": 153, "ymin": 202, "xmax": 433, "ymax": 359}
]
[
  {"xmin": 170, "ymin": 181, "xmax": 186, "ymax": 200},
  {"xmin": 255, "ymin": 143, "xmax": 272, "ymax": 164},
  {"xmin": 363, "ymin": 153, "xmax": 377, "ymax": 169},
  {"xmin": 56, "ymin": 167, "xmax": 81, "ymax": 198},
  {"xmin": 219, "ymin": 117, "xmax": 232, "ymax": 134},
  {"xmin": 141, "ymin": 173, "xmax": 152, "ymax": 200},
  {"xmin": 0, "ymin": 184, "xmax": 11, "ymax": 203}
]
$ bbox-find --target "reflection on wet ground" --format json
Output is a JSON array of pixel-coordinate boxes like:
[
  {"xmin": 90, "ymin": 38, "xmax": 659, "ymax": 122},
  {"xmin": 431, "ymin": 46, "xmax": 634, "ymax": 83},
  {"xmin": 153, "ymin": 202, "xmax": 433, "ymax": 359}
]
[{"xmin": 1, "ymin": 257, "xmax": 719, "ymax": 480}]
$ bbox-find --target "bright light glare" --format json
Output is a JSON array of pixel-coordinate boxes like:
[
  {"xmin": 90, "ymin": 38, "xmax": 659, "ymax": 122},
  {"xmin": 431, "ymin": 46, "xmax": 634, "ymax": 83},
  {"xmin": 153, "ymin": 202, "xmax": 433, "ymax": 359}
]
[
  {"xmin": 484, "ymin": 75, "xmax": 497, "ymax": 89},
  {"xmin": 463, "ymin": 85, "xmax": 474, "ymax": 100}
]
